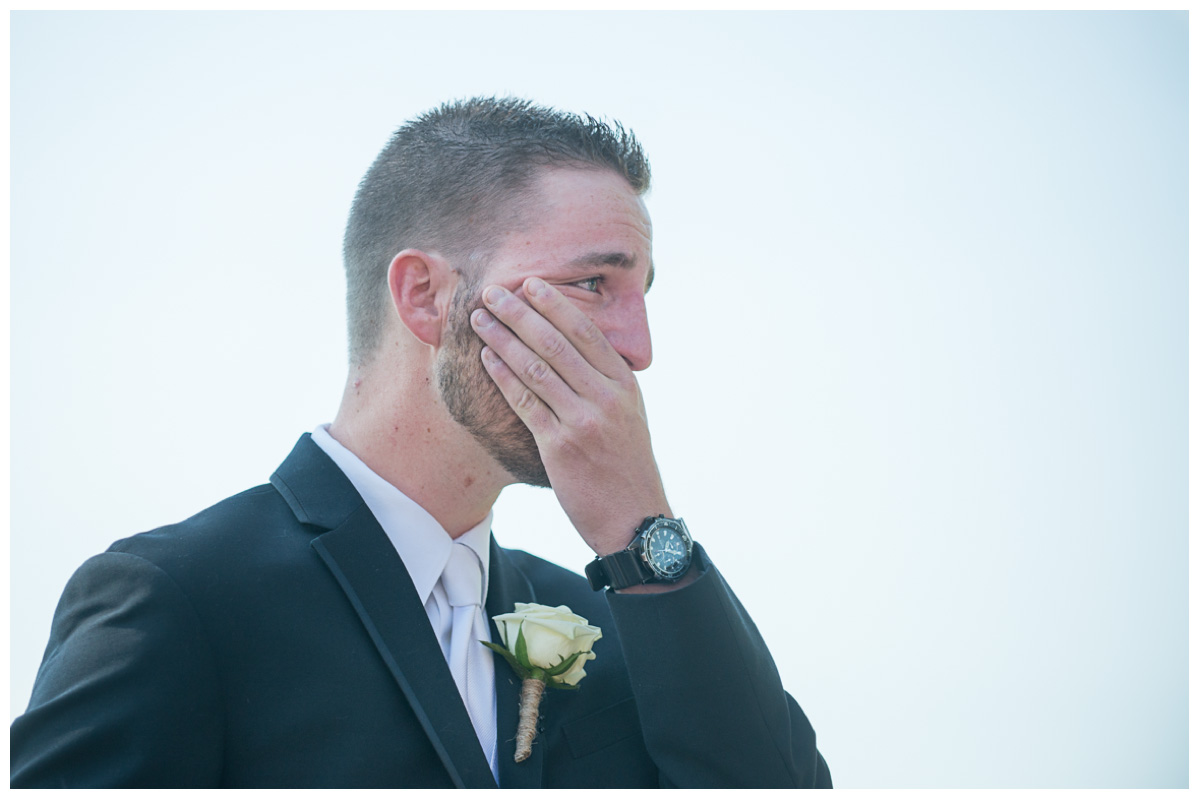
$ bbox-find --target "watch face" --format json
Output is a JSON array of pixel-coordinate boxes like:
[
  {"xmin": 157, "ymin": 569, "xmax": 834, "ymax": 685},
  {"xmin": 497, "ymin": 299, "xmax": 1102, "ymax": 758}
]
[{"xmin": 643, "ymin": 521, "xmax": 691, "ymax": 579}]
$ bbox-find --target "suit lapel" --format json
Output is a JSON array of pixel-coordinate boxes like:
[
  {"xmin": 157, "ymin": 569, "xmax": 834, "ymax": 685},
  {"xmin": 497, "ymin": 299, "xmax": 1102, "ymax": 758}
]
[
  {"xmin": 486, "ymin": 541, "xmax": 545, "ymax": 789},
  {"xmin": 272, "ymin": 435, "xmax": 498, "ymax": 789}
]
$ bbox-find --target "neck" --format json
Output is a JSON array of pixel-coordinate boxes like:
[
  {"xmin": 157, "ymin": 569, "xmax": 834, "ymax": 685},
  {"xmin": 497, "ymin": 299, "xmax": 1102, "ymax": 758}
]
[{"xmin": 327, "ymin": 358, "xmax": 511, "ymax": 538}]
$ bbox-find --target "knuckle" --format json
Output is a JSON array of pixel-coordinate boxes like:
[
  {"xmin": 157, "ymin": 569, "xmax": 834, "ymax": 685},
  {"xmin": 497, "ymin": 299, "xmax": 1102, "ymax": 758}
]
[
  {"xmin": 539, "ymin": 331, "xmax": 567, "ymax": 360},
  {"xmin": 515, "ymin": 387, "xmax": 540, "ymax": 413},
  {"xmin": 524, "ymin": 359, "xmax": 551, "ymax": 384},
  {"xmin": 573, "ymin": 318, "xmax": 605, "ymax": 347},
  {"xmin": 573, "ymin": 411, "xmax": 602, "ymax": 439},
  {"xmin": 593, "ymin": 386, "xmax": 620, "ymax": 413},
  {"xmin": 556, "ymin": 436, "xmax": 585, "ymax": 459}
]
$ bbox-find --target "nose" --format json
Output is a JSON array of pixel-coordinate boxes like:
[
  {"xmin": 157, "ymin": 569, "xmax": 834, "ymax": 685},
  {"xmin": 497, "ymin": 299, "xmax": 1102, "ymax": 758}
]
[{"xmin": 603, "ymin": 297, "xmax": 653, "ymax": 372}]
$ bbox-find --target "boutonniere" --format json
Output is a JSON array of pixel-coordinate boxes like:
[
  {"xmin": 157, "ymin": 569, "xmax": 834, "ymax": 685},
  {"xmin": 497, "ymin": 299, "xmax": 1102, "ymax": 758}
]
[{"xmin": 482, "ymin": 602, "xmax": 603, "ymax": 762}]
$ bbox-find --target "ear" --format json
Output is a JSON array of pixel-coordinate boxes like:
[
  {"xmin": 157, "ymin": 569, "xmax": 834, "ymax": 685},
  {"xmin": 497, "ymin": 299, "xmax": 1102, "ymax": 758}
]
[{"xmin": 387, "ymin": 249, "xmax": 454, "ymax": 348}]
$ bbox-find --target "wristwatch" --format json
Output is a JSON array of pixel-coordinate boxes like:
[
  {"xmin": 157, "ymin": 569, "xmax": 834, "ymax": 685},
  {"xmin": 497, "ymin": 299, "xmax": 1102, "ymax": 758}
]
[{"xmin": 585, "ymin": 514, "xmax": 694, "ymax": 591}]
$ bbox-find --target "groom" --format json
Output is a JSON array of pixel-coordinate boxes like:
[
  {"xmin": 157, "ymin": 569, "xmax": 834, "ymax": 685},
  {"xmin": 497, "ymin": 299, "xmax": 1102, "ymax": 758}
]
[{"xmin": 11, "ymin": 97, "xmax": 832, "ymax": 788}]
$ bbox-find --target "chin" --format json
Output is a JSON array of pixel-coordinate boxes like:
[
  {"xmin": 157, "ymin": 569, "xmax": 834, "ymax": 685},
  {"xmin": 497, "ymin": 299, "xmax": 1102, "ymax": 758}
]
[
  {"xmin": 476, "ymin": 409, "xmax": 551, "ymax": 490},
  {"xmin": 498, "ymin": 449, "xmax": 551, "ymax": 490}
]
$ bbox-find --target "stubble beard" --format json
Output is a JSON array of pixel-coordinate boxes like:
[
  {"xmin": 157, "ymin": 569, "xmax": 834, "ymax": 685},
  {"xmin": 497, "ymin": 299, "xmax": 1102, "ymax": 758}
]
[{"xmin": 436, "ymin": 284, "xmax": 551, "ymax": 489}]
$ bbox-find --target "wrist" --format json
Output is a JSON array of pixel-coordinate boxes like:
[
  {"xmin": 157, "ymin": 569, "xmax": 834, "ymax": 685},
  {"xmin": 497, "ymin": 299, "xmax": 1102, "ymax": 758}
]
[
  {"xmin": 583, "ymin": 501, "xmax": 673, "ymax": 557},
  {"xmin": 584, "ymin": 514, "xmax": 693, "ymax": 592}
]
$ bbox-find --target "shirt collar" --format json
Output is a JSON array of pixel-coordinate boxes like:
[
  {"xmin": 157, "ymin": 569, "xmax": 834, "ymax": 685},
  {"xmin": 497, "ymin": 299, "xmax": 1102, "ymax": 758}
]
[{"xmin": 310, "ymin": 424, "xmax": 492, "ymax": 605}]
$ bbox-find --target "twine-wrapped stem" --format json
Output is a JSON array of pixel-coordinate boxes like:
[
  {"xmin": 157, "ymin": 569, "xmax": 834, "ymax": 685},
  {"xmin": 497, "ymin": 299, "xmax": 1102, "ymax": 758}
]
[{"xmin": 514, "ymin": 678, "xmax": 546, "ymax": 762}]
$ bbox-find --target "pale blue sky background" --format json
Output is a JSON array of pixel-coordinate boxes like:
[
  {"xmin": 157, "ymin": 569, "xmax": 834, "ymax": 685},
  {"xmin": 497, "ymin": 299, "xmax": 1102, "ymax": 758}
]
[{"xmin": 9, "ymin": 11, "xmax": 1188, "ymax": 788}]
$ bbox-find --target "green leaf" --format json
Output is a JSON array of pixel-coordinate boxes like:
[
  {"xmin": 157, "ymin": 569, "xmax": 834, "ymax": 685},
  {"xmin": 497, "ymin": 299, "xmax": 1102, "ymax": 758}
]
[
  {"xmin": 514, "ymin": 623, "xmax": 529, "ymax": 668},
  {"xmin": 542, "ymin": 651, "xmax": 588, "ymax": 678},
  {"xmin": 480, "ymin": 640, "xmax": 531, "ymax": 680}
]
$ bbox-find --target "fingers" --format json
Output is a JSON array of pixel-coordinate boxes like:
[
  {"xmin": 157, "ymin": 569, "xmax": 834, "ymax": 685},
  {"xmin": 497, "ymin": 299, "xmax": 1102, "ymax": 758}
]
[
  {"xmin": 475, "ymin": 338, "xmax": 560, "ymax": 435},
  {"xmin": 471, "ymin": 306, "xmax": 572, "ymax": 429},
  {"xmin": 481, "ymin": 279, "xmax": 628, "ymax": 388},
  {"xmin": 522, "ymin": 278, "xmax": 630, "ymax": 381}
]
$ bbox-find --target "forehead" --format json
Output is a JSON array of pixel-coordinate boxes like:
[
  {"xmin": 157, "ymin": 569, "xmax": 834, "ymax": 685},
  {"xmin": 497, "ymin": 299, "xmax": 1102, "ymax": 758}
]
[{"xmin": 483, "ymin": 167, "xmax": 653, "ymax": 283}]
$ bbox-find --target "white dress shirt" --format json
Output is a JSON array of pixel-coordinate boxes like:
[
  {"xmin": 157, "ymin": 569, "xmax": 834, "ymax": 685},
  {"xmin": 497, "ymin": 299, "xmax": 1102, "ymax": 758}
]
[{"xmin": 310, "ymin": 424, "xmax": 498, "ymax": 779}]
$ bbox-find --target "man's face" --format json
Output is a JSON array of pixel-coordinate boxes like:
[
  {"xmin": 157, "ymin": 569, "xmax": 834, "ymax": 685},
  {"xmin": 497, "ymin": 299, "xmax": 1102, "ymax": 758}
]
[{"xmin": 436, "ymin": 167, "xmax": 655, "ymax": 488}]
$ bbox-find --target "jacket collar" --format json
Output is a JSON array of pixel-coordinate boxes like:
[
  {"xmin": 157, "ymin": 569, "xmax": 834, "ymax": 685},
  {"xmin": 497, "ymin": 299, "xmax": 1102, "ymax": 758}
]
[
  {"xmin": 270, "ymin": 435, "xmax": 502, "ymax": 788},
  {"xmin": 269, "ymin": 433, "xmax": 364, "ymax": 531}
]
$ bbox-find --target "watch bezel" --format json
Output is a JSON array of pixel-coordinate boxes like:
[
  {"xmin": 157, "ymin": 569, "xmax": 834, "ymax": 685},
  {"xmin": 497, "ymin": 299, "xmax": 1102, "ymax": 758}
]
[{"xmin": 635, "ymin": 516, "xmax": 693, "ymax": 581}]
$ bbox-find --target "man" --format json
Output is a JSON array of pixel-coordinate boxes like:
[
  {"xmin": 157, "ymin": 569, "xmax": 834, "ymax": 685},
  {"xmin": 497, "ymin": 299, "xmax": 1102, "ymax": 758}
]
[{"xmin": 11, "ymin": 97, "xmax": 831, "ymax": 788}]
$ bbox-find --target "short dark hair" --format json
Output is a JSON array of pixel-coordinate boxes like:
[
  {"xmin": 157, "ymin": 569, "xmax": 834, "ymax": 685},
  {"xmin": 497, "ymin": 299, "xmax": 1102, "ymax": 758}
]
[{"xmin": 342, "ymin": 96, "xmax": 651, "ymax": 365}]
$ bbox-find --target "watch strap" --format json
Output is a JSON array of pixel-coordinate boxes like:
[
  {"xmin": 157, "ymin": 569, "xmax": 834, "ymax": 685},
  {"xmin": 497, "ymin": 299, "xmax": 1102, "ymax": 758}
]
[{"xmin": 585, "ymin": 549, "xmax": 647, "ymax": 591}]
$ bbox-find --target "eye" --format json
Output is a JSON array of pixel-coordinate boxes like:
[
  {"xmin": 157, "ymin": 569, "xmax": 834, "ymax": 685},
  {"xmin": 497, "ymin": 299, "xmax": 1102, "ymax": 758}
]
[{"xmin": 572, "ymin": 276, "xmax": 603, "ymax": 294}]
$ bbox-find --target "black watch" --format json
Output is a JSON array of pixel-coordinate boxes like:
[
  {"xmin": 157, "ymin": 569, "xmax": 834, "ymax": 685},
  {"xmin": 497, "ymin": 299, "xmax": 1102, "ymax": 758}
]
[{"xmin": 585, "ymin": 515, "xmax": 694, "ymax": 591}]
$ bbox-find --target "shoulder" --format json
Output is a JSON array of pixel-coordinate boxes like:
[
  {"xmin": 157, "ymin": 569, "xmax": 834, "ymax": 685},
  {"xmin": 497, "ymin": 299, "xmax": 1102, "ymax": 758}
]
[
  {"xmin": 107, "ymin": 482, "xmax": 317, "ymax": 569},
  {"xmin": 93, "ymin": 481, "xmax": 338, "ymax": 618}
]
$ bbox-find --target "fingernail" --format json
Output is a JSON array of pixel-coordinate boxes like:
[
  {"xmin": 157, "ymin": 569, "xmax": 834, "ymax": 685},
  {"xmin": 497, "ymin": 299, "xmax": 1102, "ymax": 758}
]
[
  {"xmin": 472, "ymin": 309, "xmax": 494, "ymax": 327},
  {"xmin": 527, "ymin": 277, "xmax": 546, "ymax": 297},
  {"xmin": 484, "ymin": 286, "xmax": 504, "ymax": 305},
  {"xmin": 481, "ymin": 346, "xmax": 498, "ymax": 363}
]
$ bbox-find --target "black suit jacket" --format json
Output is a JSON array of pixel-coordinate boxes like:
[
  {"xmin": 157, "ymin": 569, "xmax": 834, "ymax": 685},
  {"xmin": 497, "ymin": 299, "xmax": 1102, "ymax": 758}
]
[{"xmin": 11, "ymin": 435, "xmax": 831, "ymax": 788}]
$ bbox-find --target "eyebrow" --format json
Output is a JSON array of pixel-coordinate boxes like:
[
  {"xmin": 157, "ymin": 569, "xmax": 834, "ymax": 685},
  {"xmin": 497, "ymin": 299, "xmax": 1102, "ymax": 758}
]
[{"xmin": 564, "ymin": 251, "xmax": 656, "ymax": 293}]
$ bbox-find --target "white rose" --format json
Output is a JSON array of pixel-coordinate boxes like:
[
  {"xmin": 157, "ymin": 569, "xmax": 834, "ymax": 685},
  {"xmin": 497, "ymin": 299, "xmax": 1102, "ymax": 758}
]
[{"xmin": 492, "ymin": 602, "xmax": 603, "ymax": 686}]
